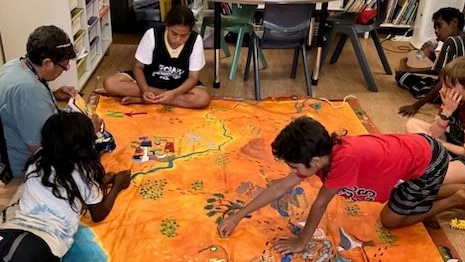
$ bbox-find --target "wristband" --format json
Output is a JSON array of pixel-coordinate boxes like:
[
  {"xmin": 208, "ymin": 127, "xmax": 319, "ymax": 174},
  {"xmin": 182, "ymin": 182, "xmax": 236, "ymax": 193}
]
[{"xmin": 439, "ymin": 112, "xmax": 451, "ymax": 121}]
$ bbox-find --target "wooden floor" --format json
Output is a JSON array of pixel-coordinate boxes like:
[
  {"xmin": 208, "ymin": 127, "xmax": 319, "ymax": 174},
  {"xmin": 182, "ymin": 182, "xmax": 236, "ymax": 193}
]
[{"xmin": 2, "ymin": 32, "xmax": 465, "ymax": 259}]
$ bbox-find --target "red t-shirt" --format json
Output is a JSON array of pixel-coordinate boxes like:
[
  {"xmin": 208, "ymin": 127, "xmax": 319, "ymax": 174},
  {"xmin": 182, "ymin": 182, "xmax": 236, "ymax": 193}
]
[{"xmin": 316, "ymin": 134, "xmax": 432, "ymax": 203}]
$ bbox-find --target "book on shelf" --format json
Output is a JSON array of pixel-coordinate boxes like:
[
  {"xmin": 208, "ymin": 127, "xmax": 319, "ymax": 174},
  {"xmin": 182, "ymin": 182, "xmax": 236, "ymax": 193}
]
[
  {"xmin": 385, "ymin": 0, "xmax": 418, "ymax": 26},
  {"xmin": 384, "ymin": 0, "xmax": 398, "ymax": 23},
  {"xmin": 402, "ymin": 0, "xmax": 419, "ymax": 25},
  {"xmin": 392, "ymin": 0, "xmax": 408, "ymax": 24}
]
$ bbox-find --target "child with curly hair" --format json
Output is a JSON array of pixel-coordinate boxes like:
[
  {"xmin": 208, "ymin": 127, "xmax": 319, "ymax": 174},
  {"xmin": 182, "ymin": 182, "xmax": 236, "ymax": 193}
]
[{"xmin": 218, "ymin": 116, "xmax": 465, "ymax": 255}]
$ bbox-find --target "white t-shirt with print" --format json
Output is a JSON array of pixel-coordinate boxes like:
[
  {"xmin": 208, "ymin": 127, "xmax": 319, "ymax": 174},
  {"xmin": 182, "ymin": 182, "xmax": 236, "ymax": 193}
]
[
  {"xmin": 0, "ymin": 164, "xmax": 103, "ymax": 257},
  {"xmin": 135, "ymin": 28, "xmax": 206, "ymax": 71}
]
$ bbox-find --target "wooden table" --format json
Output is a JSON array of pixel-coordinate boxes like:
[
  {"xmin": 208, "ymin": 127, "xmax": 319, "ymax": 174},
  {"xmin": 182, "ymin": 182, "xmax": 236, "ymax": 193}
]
[{"xmin": 210, "ymin": 0, "xmax": 340, "ymax": 89}]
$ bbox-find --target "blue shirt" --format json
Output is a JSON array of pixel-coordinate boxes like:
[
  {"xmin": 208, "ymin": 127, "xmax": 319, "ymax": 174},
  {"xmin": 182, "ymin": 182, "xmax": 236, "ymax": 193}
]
[{"xmin": 0, "ymin": 58, "xmax": 57, "ymax": 177}]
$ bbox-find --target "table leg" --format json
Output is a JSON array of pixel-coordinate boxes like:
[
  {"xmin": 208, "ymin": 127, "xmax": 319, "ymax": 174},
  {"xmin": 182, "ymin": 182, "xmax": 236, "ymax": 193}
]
[
  {"xmin": 213, "ymin": 2, "xmax": 221, "ymax": 88},
  {"xmin": 311, "ymin": 2, "xmax": 329, "ymax": 86}
]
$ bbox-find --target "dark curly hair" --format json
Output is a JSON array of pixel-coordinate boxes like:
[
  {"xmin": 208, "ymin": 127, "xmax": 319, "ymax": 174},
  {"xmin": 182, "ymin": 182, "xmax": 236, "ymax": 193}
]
[
  {"xmin": 26, "ymin": 25, "xmax": 77, "ymax": 65},
  {"xmin": 165, "ymin": 5, "xmax": 196, "ymax": 29},
  {"xmin": 24, "ymin": 112, "xmax": 105, "ymax": 213},
  {"xmin": 271, "ymin": 116, "xmax": 342, "ymax": 167},
  {"xmin": 432, "ymin": 7, "xmax": 464, "ymax": 31}
]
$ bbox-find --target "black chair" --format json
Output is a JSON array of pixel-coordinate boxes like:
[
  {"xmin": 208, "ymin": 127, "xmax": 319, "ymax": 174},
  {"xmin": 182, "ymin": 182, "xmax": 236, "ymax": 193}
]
[
  {"xmin": 0, "ymin": 118, "xmax": 12, "ymax": 184},
  {"xmin": 320, "ymin": 0, "xmax": 392, "ymax": 92},
  {"xmin": 244, "ymin": 3, "xmax": 315, "ymax": 100}
]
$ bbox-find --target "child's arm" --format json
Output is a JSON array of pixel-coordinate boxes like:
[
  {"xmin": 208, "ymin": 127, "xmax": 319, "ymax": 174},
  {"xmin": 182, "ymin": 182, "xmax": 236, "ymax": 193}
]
[
  {"xmin": 440, "ymin": 141, "xmax": 465, "ymax": 157},
  {"xmin": 430, "ymin": 88, "xmax": 461, "ymax": 138},
  {"xmin": 88, "ymin": 170, "xmax": 131, "ymax": 222},
  {"xmin": 273, "ymin": 186, "xmax": 338, "ymax": 254},
  {"xmin": 217, "ymin": 173, "xmax": 303, "ymax": 237},
  {"xmin": 398, "ymin": 83, "xmax": 441, "ymax": 117}
]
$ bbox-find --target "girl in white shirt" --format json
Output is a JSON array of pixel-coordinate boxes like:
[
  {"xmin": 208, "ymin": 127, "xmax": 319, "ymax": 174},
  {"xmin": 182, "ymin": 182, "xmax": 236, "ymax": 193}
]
[{"xmin": 0, "ymin": 112, "xmax": 130, "ymax": 261}]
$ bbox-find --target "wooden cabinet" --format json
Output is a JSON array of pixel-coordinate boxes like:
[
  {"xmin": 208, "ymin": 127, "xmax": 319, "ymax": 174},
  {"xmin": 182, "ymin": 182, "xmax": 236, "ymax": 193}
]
[{"xmin": 0, "ymin": 0, "xmax": 113, "ymax": 91}]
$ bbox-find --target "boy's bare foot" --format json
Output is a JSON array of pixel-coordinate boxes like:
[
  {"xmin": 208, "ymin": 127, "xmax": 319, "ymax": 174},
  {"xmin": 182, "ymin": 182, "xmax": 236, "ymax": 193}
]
[
  {"xmin": 121, "ymin": 96, "xmax": 144, "ymax": 105},
  {"xmin": 396, "ymin": 57, "xmax": 410, "ymax": 79},
  {"xmin": 395, "ymin": 57, "xmax": 410, "ymax": 77},
  {"xmin": 398, "ymin": 57, "xmax": 409, "ymax": 71}
]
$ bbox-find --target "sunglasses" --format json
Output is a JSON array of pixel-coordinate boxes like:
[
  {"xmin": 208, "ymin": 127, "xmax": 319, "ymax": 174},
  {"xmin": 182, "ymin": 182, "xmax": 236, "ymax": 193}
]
[{"xmin": 53, "ymin": 60, "xmax": 70, "ymax": 71}]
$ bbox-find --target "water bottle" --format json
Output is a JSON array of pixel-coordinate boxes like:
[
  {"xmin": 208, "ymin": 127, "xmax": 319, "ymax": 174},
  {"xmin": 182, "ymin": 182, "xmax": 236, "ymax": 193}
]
[{"xmin": 415, "ymin": 39, "xmax": 439, "ymax": 61}]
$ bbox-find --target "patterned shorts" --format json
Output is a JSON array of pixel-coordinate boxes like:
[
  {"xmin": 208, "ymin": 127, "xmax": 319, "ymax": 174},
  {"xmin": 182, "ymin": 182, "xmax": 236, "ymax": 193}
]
[{"xmin": 388, "ymin": 134, "xmax": 449, "ymax": 215}]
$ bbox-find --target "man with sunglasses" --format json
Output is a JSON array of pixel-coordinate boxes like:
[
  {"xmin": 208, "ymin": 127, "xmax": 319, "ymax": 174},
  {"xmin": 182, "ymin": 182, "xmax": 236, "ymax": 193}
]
[{"xmin": 0, "ymin": 25, "xmax": 78, "ymax": 178}]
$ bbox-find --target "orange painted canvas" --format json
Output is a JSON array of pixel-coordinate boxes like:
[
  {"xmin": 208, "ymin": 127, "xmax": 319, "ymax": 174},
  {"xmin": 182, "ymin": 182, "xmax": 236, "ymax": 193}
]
[{"xmin": 63, "ymin": 97, "xmax": 445, "ymax": 262}]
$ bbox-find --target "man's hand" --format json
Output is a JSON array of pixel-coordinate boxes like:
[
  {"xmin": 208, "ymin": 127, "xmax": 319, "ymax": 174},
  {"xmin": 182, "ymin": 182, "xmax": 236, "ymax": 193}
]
[
  {"xmin": 54, "ymin": 85, "xmax": 77, "ymax": 101},
  {"xmin": 272, "ymin": 236, "xmax": 306, "ymax": 255},
  {"xmin": 398, "ymin": 104, "xmax": 420, "ymax": 117}
]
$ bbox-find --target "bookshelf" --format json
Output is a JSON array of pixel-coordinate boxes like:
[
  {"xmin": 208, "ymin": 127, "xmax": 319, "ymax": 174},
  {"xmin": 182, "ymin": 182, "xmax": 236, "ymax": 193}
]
[
  {"xmin": 0, "ymin": 0, "xmax": 113, "ymax": 92},
  {"xmin": 383, "ymin": 0, "xmax": 419, "ymax": 27}
]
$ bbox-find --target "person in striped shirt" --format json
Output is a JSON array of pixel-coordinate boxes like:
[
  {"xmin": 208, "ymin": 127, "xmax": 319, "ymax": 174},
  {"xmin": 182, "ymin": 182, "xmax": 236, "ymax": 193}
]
[{"xmin": 396, "ymin": 7, "xmax": 465, "ymax": 117}]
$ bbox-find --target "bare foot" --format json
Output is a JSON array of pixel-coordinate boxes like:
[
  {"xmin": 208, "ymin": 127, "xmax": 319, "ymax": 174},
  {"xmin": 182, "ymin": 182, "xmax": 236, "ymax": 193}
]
[
  {"xmin": 395, "ymin": 57, "xmax": 410, "ymax": 75},
  {"xmin": 121, "ymin": 96, "xmax": 144, "ymax": 105},
  {"xmin": 398, "ymin": 57, "xmax": 409, "ymax": 71}
]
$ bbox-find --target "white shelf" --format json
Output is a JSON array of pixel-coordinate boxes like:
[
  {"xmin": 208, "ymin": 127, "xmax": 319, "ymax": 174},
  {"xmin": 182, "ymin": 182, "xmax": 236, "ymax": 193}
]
[
  {"xmin": 0, "ymin": 0, "xmax": 112, "ymax": 91},
  {"xmin": 380, "ymin": 23, "xmax": 412, "ymax": 28}
]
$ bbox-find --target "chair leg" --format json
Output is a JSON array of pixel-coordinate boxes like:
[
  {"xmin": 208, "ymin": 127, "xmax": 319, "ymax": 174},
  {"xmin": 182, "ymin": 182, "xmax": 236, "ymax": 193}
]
[
  {"xmin": 371, "ymin": 31, "xmax": 392, "ymax": 75},
  {"xmin": 347, "ymin": 27, "xmax": 377, "ymax": 92},
  {"xmin": 244, "ymin": 38, "xmax": 253, "ymax": 82},
  {"xmin": 320, "ymin": 26, "xmax": 338, "ymax": 69},
  {"xmin": 200, "ymin": 21, "xmax": 207, "ymax": 37},
  {"xmin": 301, "ymin": 44, "xmax": 312, "ymax": 97},
  {"xmin": 330, "ymin": 34, "xmax": 348, "ymax": 64},
  {"xmin": 258, "ymin": 47, "xmax": 268, "ymax": 69},
  {"xmin": 220, "ymin": 31, "xmax": 231, "ymax": 57},
  {"xmin": 291, "ymin": 47, "xmax": 299, "ymax": 79},
  {"xmin": 253, "ymin": 36, "xmax": 261, "ymax": 100},
  {"xmin": 229, "ymin": 27, "xmax": 245, "ymax": 80}
]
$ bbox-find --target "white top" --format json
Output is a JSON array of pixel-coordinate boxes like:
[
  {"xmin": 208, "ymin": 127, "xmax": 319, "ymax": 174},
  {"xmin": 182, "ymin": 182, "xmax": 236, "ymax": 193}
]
[
  {"xmin": 1, "ymin": 164, "xmax": 103, "ymax": 257},
  {"xmin": 135, "ymin": 28, "xmax": 206, "ymax": 72}
]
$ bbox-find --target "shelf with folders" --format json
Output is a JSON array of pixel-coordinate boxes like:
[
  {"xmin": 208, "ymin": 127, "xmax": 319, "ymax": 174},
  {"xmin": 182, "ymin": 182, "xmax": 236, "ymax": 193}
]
[{"xmin": 0, "ymin": 0, "xmax": 113, "ymax": 91}]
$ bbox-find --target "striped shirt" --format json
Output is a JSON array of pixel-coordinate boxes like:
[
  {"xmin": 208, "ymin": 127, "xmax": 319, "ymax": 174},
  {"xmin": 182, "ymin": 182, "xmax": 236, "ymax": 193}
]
[{"xmin": 432, "ymin": 33, "xmax": 465, "ymax": 71}]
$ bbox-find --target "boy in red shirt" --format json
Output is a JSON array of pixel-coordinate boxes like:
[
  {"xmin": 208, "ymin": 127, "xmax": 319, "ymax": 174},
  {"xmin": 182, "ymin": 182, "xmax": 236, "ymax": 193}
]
[{"xmin": 218, "ymin": 116, "xmax": 465, "ymax": 255}]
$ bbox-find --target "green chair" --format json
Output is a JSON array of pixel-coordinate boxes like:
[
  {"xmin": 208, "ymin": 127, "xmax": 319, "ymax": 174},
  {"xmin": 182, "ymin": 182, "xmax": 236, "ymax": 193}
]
[{"xmin": 200, "ymin": 4, "xmax": 268, "ymax": 80}]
